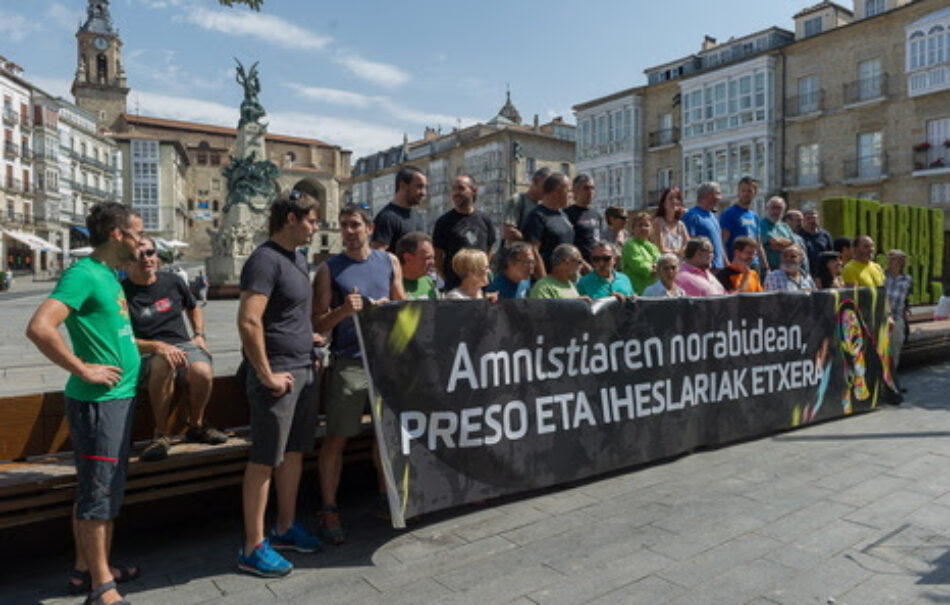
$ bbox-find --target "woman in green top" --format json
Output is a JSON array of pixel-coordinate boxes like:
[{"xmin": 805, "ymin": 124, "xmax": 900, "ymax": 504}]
[{"xmin": 621, "ymin": 211, "xmax": 660, "ymax": 294}]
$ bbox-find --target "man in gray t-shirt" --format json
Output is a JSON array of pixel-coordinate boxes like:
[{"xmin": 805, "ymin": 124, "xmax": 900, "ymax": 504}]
[{"xmin": 236, "ymin": 191, "xmax": 323, "ymax": 578}]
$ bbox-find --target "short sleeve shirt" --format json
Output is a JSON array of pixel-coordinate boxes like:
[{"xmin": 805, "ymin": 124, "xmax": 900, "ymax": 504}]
[
  {"xmin": 563, "ymin": 205, "xmax": 604, "ymax": 261},
  {"xmin": 503, "ymin": 192, "xmax": 536, "ymax": 228},
  {"xmin": 50, "ymin": 257, "xmax": 141, "ymax": 401},
  {"xmin": 240, "ymin": 240, "xmax": 314, "ymax": 371},
  {"xmin": 529, "ymin": 276, "xmax": 579, "ymax": 299},
  {"xmin": 842, "ymin": 260, "xmax": 885, "ymax": 288},
  {"xmin": 576, "ymin": 271, "xmax": 635, "ymax": 298},
  {"xmin": 122, "ymin": 272, "xmax": 196, "ymax": 344},
  {"xmin": 521, "ymin": 205, "xmax": 575, "ymax": 272},
  {"xmin": 719, "ymin": 204, "xmax": 761, "ymax": 265},
  {"xmin": 682, "ymin": 206, "xmax": 725, "ymax": 269},
  {"xmin": 761, "ymin": 218, "xmax": 795, "ymax": 269},
  {"xmin": 404, "ymin": 276, "xmax": 438, "ymax": 300},
  {"xmin": 431, "ymin": 209, "xmax": 497, "ymax": 290},
  {"xmin": 715, "ymin": 266, "xmax": 764, "ymax": 293},
  {"xmin": 372, "ymin": 202, "xmax": 426, "ymax": 253}
]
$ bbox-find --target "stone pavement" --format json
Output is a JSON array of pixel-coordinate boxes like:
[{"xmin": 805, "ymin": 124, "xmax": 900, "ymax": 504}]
[{"xmin": 0, "ymin": 361, "xmax": 948, "ymax": 604}]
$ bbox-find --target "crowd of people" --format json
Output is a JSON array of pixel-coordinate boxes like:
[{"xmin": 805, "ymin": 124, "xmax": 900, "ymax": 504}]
[{"xmin": 23, "ymin": 165, "xmax": 917, "ymax": 603}]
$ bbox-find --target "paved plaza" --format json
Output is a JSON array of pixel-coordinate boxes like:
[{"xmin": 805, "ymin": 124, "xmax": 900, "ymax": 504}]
[{"xmin": 4, "ymin": 274, "xmax": 950, "ymax": 603}]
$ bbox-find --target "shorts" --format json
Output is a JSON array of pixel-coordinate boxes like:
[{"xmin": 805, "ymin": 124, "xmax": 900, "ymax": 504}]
[
  {"xmin": 139, "ymin": 341, "xmax": 213, "ymax": 386},
  {"xmin": 66, "ymin": 396, "xmax": 136, "ymax": 521},
  {"xmin": 325, "ymin": 356, "xmax": 370, "ymax": 438},
  {"xmin": 246, "ymin": 366, "xmax": 318, "ymax": 467}
]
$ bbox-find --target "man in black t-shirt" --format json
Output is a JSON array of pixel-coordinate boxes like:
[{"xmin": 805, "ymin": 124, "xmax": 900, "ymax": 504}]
[
  {"xmin": 122, "ymin": 237, "xmax": 226, "ymax": 462},
  {"xmin": 521, "ymin": 172, "xmax": 575, "ymax": 275},
  {"xmin": 371, "ymin": 165, "xmax": 427, "ymax": 252},
  {"xmin": 563, "ymin": 173, "xmax": 603, "ymax": 262},
  {"xmin": 432, "ymin": 175, "xmax": 497, "ymax": 290}
]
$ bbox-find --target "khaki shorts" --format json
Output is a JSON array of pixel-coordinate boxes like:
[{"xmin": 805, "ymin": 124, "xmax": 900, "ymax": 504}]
[{"xmin": 325, "ymin": 356, "xmax": 369, "ymax": 438}]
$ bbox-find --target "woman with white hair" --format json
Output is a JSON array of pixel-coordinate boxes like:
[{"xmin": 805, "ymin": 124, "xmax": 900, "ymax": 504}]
[{"xmin": 641, "ymin": 253, "xmax": 686, "ymax": 298}]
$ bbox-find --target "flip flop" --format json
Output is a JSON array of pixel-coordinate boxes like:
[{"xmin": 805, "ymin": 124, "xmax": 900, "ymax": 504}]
[{"xmin": 67, "ymin": 564, "xmax": 141, "ymax": 595}]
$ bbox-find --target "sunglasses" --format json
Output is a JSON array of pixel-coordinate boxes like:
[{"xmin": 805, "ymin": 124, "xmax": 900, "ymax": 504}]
[
  {"xmin": 591, "ymin": 255, "xmax": 613, "ymax": 263},
  {"xmin": 139, "ymin": 249, "xmax": 157, "ymax": 260}
]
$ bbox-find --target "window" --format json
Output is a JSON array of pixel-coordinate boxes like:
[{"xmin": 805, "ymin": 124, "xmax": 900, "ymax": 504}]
[
  {"xmin": 857, "ymin": 59, "xmax": 882, "ymax": 101},
  {"xmin": 924, "ymin": 118, "xmax": 950, "ymax": 167},
  {"xmin": 210, "ymin": 153, "xmax": 220, "ymax": 165},
  {"xmin": 561, "ymin": 163, "xmax": 570, "ymax": 177},
  {"xmin": 798, "ymin": 144, "xmax": 820, "ymax": 186},
  {"xmin": 857, "ymin": 132, "xmax": 883, "ymax": 178},
  {"xmin": 932, "ymin": 183, "xmax": 950, "ymax": 205},
  {"xmin": 804, "ymin": 16, "xmax": 823, "ymax": 38},
  {"xmin": 682, "ymin": 71, "xmax": 772, "ymax": 138},
  {"xmin": 658, "ymin": 168, "xmax": 672, "ymax": 190},
  {"xmin": 196, "ymin": 152, "xmax": 207, "ymax": 165},
  {"xmin": 797, "ymin": 76, "xmax": 819, "ymax": 114},
  {"xmin": 130, "ymin": 139, "xmax": 161, "ymax": 230},
  {"xmin": 525, "ymin": 157, "xmax": 535, "ymax": 179},
  {"xmin": 865, "ymin": 0, "xmax": 885, "ymax": 18},
  {"xmin": 596, "ymin": 115, "xmax": 607, "ymax": 145}
]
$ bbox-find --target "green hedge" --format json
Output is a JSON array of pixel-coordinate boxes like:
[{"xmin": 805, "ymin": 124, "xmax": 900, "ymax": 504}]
[{"xmin": 819, "ymin": 197, "xmax": 946, "ymax": 303}]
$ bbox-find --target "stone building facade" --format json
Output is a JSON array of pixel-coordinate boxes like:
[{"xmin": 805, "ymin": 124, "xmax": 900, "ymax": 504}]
[
  {"xmin": 111, "ymin": 114, "xmax": 351, "ymax": 260},
  {"xmin": 349, "ymin": 96, "xmax": 575, "ymax": 231}
]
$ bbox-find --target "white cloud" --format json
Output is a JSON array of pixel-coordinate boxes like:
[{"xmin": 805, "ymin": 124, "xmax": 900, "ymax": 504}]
[
  {"xmin": 0, "ymin": 9, "xmax": 41, "ymax": 42},
  {"xmin": 335, "ymin": 54, "xmax": 410, "ymax": 89},
  {"xmin": 288, "ymin": 84, "xmax": 373, "ymax": 109},
  {"xmin": 289, "ymin": 83, "xmax": 478, "ymax": 128},
  {"xmin": 46, "ymin": 3, "xmax": 80, "ymax": 32},
  {"xmin": 130, "ymin": 89, "xmax": 402, "ymax": 156},
  {"xmin": 183, "ymin": 7, "xmax": 331, "ymax": 51}
]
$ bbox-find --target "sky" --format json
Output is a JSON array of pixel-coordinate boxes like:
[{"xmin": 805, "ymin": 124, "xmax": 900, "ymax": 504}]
[{"xmin": 0, "ymin": 0, "xmax": 812, "ymax": 157}]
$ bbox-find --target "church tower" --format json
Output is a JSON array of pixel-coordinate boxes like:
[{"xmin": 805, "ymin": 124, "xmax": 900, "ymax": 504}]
[{"xmin": 72, "ymin": 0, "xmax": 129, "ymax": 131}]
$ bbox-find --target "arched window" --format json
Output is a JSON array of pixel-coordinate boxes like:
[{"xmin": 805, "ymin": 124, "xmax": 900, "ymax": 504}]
[
  {"xmin": 910, "ymin": 31, "xmax": 926, "ymax": 70},
  {"xmin": 96, "ymin": 54, "xmax": 108, "ymax": 84},
  {"xmin": 929, "ymin": 26, "xmax": 945, "ymax": 66}
]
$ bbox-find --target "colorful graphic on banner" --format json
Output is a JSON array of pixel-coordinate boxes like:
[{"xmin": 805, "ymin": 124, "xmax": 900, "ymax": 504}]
[{"xmin": 356, "ymin": 289, "xmax": 898, "ymax": 527}]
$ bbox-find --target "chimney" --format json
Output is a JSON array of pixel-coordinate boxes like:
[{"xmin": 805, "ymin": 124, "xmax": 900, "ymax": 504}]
[
  {"xmin": 533, "ymin": 114, "xmax": 539, "ymax": 129},
  {"xmin": 702, "ymin": 35, "xmax": 717, "ymax": 51}
]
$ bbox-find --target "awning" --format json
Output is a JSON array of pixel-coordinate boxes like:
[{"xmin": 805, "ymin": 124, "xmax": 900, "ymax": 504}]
[
  {"xmin": 1, "ymin": 229, "xmax": 62, "ymax": 253},
  {"xmin": 71, "ymin": 225, "xmax": 90, "ymax": 237},
  {"xmin": 155, "ymin": 237, "xmax": 189, "ymax": 250}
]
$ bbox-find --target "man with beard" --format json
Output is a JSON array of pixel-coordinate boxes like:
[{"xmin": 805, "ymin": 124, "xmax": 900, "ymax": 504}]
[
  {"xmin": 563, "ymin": 174, "xmax": 602, "ymax": 262},
  {"xmin": 842, "ymin": 235, "xmax": 885, "ymax": 288},
  {"xmin": 576, "ymin": 240, "xmax": 634, "ymax": 299},
  {"xmin": 528, "ymin": 244, "xmax": 583, "ymax": 299},
  {"xmin": 26, "ymin": 202, "xmax": 145, "ymax": 604},
  {"xmin": 431, "ymin": 175, "xmax": 496, "ymax": 291},
  {"xmin": 372, "ymin": 166, "xmax": 427, "ymax": 253},
  {"xmin": 313, "ymin": 203, "xmax": 405, "ymax": 544},
  {"xmin": 502, "ymin": 166, "xmax": 550, "ymax": 243},
  {"xmin": 764, "ymin": 244, "xmax": 815, "ymax": 291},
  {"xmin": 760, "ymin": 196, "xmax": 795, "ymax": 270},
  {"xmin": 123, "ymin": 236, "xmax": 226, "ymax": 463},
  {"xmin": 674, "ymin": 237, "xmax": 727, "ymax": 297}
]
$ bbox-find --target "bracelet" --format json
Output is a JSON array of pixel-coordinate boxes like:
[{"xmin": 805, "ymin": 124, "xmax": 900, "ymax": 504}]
[{"xmin": 193, "ymin": 332, "xmax": 205, "ymax": 338}]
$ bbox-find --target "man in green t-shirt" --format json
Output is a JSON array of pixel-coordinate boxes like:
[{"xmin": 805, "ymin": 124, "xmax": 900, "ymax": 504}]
[
  {"xmin": 396, "ymin": 231, "xmax": 438, "ymax": 300},
  {"xmin": 26, "ymin": 202, "xmax": 144, "ymax": 604},
  {"xmin": 529, "ymin": 243, "xmax": 582, "ymax": 299}
]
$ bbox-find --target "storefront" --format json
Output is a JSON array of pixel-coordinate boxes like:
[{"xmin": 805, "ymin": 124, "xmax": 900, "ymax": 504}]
[{"xmin": 0, "ymin": 229, "xmax": 62, "ymax": 276}]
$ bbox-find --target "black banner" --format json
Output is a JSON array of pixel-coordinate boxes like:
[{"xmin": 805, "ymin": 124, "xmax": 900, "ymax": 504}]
[{"xmin": 355, "ymin": 288, "xmax": 899, "ymax": 527}]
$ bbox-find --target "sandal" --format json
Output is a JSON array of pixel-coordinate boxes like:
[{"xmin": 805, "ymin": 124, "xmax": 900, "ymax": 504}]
[
  {"xmin": 84, "ymin": 580, "xmax": 130, "ymax": 605},
  {"xmin": 68, "ymin": 564, "xmax": 141, "ymax": 595}
]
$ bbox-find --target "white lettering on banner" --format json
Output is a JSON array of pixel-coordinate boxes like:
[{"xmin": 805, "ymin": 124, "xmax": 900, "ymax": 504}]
[
  {"xmin": 446, "ymin": 321, "xmax": 802, "ymax": 394},
  {"xmin": 404, "ymin": 359, "xmax": 820, "ymax": 454}
]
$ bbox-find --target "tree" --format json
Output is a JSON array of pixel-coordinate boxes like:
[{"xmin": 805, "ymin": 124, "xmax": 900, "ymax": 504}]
[{"xmin": 218, "ymin": 0, "xmax": 264, "ymax": 10}]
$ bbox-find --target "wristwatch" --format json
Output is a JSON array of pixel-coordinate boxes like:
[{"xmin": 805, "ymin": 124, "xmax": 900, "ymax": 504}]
[{"xmin": 193, "ymin": 332, "xmax": 205, "ymax": 338}]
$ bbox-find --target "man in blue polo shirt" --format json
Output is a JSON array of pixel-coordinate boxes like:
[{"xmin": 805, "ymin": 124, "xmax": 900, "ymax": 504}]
[
  {"xmin": 719, "ymin": 176, "xmax": 767, "ymax": 269},
  {"xmin": 576, "ymin": 240, "xmax": 634, "ymax": 300},
  {"xmin": 682, "ymin": 181, "xmax": 725, "ymax": 270}
]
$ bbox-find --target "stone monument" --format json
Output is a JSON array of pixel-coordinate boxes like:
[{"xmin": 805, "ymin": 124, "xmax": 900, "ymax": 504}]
[{"xmin": 205, "ymin": 60, "xmax": 280, "ymax": 292}]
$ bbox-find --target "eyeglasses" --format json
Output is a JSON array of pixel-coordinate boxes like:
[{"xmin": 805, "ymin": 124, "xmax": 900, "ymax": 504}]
[
  {"xmin": 139, "ymin": 249, "xmax": 157, "ymax": 260},
  {"xmin": 569, "ymin": 257, "xmax": 584, "ymax": 264},
  {"xmin": 591, "ymin": 255, "xmax": 613, "ymax": 263},
  {"xmin": 516, "ymin": 257, "xmax": 536, "ymax": 265}
]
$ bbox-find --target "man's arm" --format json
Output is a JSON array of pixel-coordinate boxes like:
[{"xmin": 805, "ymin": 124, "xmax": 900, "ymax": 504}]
[
  {"xmin": 184, "ymin": 306, "xmax": 210, "ymax": 355},
  {"xmin": 237, "ymin": 291, "xmax": 293, "ymax": 396},
  {"xmin": 312, "ymin": 263, "xmax": 362, "ymax": 333},
  {"xmin": 26, "ymin": 298, "xmax": 121, "ymax": 386},
  {"xmin": 389, "ymin": 253, "xmax": 406, "ymax": 301},
  {"xmin": 720, "ymin": 228, "xmax": 732, "ymax": 261},
  {"xmin": 433, "ymin": 248, "xmax": 447, "ymax": 280}
]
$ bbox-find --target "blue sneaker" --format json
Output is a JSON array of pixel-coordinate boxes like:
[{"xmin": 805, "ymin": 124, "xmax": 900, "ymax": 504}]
[
  {"xmin": 269, "ymin": 521, "xmax": 322, "ymax": 553},
  {"xmin": 237, "ymin": 539, "xmax": 293, "ymax": 577}
]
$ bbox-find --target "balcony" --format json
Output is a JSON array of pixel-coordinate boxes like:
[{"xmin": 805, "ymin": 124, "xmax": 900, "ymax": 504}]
[
  {"xmin": 911, "ymin": 143, "xmax": 950, "ymax": 176},
  {"xmin": 19, "ymin": 115, "xmax": 31, "ymax": 130},
  {"xmin": 785, "ymin": 90, "xmax": 824, "ymax": 119},
  {"xmin": 3, "ymin": 141, "xmax": 17, "ymax": 158},
  {"xmin": 842, "ymin": 153, "xmax": 888, "ymax": 182},
  {"xmin": 1, "ymin": 211, "xmax": 36, "ymax": 227},
  {"xmin": 20, "ymin": 146, "xmax": 32, "ymax": 160},
  {"xmin": 908, "ymin": 63, "xmax": 950, "ymax": 98},
  {"xmin": 648, "ymin": 128, "xmax": 680, "ymax": 149},
  {"xmin": 843, "ymin": 73, "xmax": 889, "ymax": 106},
  {"xmin": 1, "ymin": 108, "xmax": 16, "ymax": 125},
  {"xmin": 783, "ymin": 167, "xmax": 824, "ymax": 191}
]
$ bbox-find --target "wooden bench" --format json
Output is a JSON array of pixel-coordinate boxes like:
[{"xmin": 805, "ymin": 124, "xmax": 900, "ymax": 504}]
[{"xmin": 0, "ymin": 375, "xmax": 374, "ymax": 530}]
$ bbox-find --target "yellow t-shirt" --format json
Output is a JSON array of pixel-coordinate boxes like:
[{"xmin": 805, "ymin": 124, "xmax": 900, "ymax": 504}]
[{"xmin": 842, "ymin": 260, "xmax": 885, "ymax": 288}]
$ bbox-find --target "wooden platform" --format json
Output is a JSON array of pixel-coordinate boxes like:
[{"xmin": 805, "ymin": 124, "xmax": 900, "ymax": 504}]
[{"xmin": 0, "ymin": 374, "xmax": 373, "ymax": 530}]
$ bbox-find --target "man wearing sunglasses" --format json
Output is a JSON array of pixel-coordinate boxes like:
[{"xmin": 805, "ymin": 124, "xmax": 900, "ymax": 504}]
[
  {"xmin": 122, "ymin": 236, "xmax": 227, "ymax": 463},
  {"xmin": 576, "ymin": 241, "xmax": 634, "ymax": 300}
]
